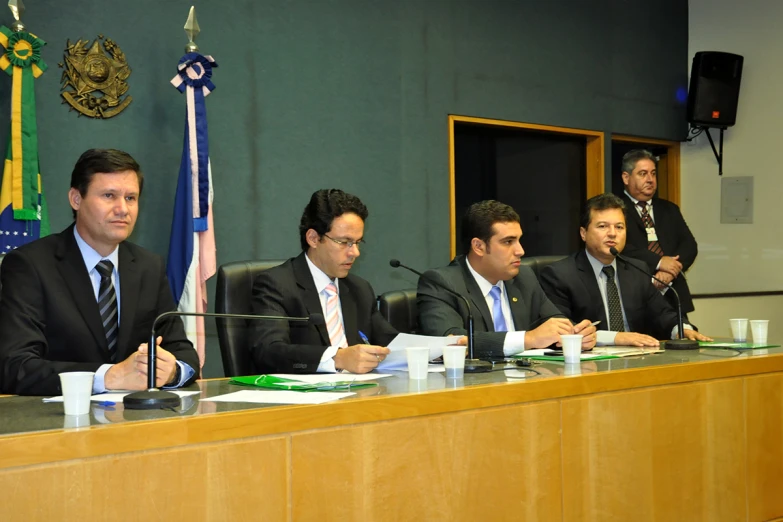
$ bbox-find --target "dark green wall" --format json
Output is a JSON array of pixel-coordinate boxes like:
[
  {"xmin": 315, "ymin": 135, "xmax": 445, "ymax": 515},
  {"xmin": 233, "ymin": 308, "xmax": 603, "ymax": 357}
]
[{"xmin": 0, "ymin": 0, "xmax": 688, "ymax": 376}]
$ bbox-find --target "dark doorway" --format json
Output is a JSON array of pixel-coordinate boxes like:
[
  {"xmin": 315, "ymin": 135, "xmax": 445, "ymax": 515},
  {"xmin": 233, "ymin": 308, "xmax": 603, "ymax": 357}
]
[{"xmin": 454, "ymin": 121, "xmax": 587, "ymax": 257}]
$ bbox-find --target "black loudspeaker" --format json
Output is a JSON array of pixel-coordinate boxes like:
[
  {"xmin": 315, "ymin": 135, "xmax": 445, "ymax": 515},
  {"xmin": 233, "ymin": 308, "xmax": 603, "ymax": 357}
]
[{"xmin": 686, "ymin": 51, "xmax": 744, "ymax": 128}]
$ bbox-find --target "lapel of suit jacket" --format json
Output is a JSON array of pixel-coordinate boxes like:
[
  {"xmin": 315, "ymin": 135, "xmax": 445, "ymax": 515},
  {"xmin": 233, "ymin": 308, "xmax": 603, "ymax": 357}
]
[
  {"xmin": 457, "ymin": 256, "xmax": 494, "ymax": 331},
  {"xmin": 504, "ymin": 276, "xmax": 528, "ymax": 330},
  {"xmin": 116, "ymin": 243, "xmax": 140, "ymax": 358},
  {"xmin": 292, "ymin": 253, "xmax": 330, "ymax": 346},
  {"xmin": 338, "ymin": 280, "xmax": 359, "ymax": 345},
  {"xmin": 616, "ymin": 258, "xmax": 642, "ymax": 331},
  {"xmin": 55, "ymin": 225, "xmax": 109, "ymax": 360},
  {"xmin": 576, "ymin": 250, "xmax": 608, "ymax": 326}
]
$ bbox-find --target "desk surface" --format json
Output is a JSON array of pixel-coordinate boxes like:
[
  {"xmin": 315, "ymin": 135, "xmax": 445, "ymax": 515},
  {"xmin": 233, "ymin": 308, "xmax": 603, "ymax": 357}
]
[
  {"xmin": 1, "ymin": 346, "xmax": 782, "ymax": 522},
  {"xmin": 0, "ymin": 345, "xmax": 780, "ymax": 441}
]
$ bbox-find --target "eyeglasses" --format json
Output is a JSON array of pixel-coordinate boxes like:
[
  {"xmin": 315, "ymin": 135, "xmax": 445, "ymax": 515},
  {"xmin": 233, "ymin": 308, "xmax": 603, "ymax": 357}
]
[{"xmin": 322, "ymin": 234, "xmax": 365, "ymax": 249}]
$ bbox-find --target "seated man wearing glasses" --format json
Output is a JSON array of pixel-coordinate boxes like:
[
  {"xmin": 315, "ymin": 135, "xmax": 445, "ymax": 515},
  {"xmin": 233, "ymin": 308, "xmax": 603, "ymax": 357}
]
[{"xmin": 251, "ymin": 189, "xmax": 396, "ymax": 374}]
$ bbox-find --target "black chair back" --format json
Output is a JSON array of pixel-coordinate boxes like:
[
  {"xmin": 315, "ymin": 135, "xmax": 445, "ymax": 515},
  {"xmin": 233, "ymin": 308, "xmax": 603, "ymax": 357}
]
[
  {"xmin": 520, "ymin": 255, "xmax": 567, "ymax": 281},
  {"xmin": 378, "ymin": 289, "xmax": 418, "ymax": 334},
  {"xmin": 215, "ymin": 259, "xmax": 285, "ymax": 377}
]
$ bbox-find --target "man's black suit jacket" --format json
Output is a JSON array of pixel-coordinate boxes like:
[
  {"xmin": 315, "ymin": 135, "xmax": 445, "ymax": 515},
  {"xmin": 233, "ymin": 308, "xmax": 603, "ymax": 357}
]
[
  {"xmin": 251, "ymin": 253, "xmax": 398, "ymax": 374},
  {"xmin": 417, "ymin": 255, "xmax": 563, "ymax": 359},
  {"xmin": 0, "ymin": 225, "xmax": 199, "ymax": 396},
  {"xmin": 539, "ymin": 250, "xmax": 680, "ymax": 340},
  {"xmin": 622, "ymin": 194, "xmax": 698, "ymax": 313}
]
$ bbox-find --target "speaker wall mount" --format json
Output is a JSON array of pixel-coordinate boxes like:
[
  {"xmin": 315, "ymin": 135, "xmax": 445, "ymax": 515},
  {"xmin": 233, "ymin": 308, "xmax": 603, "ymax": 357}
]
[{"xmin": 686, "ymin": 51, "xmax": 744, "ymax": 176}]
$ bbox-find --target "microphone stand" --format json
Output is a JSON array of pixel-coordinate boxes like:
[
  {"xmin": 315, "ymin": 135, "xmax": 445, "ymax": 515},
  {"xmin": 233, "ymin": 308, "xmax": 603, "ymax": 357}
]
[
  {"xmin": 390, "ymin": 259, "xmax": 492, "ymax": 372},
  {"xmin": 609, "ymin": 248, "xmax": 698, "ymax": 350},
  {"xmin": 123, "ymin": 311, "xmax": 319, "ymax": 409}
]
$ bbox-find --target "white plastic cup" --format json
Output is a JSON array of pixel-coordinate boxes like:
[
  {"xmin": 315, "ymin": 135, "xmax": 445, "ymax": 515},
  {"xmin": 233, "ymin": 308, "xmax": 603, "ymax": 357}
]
[
  {"xmin": 563, "ymin": 362, "xmax": 582, "ymax": 376},
  {"xmin": 750, "ymin": 320, "xmax": 769, "ymax": 344},
  {"xmin": 561, "ymin": 335, "xmax": 584, "ymax": 364},
  {"xmin": 59, "ymin": 372, "xmax": 95, "ymax": 416},
  {"xmin": 730, "ymin": 318, "xmax": 749, "ymax": 342},
  {"xmin": 406, "ymin": 347, "xmax": 429, "ymax": 380},
  {"xmin": 442, "ymin": 345, "xmax": 467, "ymax": 379}
]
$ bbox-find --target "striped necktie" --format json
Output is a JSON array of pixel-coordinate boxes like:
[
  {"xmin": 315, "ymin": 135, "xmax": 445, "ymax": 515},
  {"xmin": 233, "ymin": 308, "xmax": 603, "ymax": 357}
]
[
  {"xmin": 95, "ymin": 260, "xmax": 119, "ymax": 361},
  {"xmin": 323, "ymin": 282, "xmax": 348, "ymax": 348},
  {"xmin": 637, "ymin": 201, "xmax": 663, "ymax": 256},
  {"xmin": 602, "ymin": 265, "xmax": 625, "ymax": 332}
]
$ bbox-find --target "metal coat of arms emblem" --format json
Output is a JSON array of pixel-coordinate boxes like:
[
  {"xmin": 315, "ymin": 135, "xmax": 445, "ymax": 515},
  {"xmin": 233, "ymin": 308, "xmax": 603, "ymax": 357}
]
[{"xmin": 59, "ymin": 35, "xmax": 132, "ymax": 118}]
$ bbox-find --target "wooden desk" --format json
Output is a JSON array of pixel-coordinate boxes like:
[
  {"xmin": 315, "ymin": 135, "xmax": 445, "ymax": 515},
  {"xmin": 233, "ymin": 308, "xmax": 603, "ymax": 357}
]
[{"xmin": 1, "ymin": 348, "xmax": 782, "ymax": 521}]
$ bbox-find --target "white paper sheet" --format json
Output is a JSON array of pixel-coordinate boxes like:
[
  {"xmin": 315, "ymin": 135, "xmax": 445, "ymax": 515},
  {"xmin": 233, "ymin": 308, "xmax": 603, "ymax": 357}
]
[
  {"xmin": 378, "ymin": 333, "xmax": 461, "ymax": 370},
  {"xmin": 269, "ymin": 373, "xmax": 392, "ymax": 383},
  {"xmin": 202, "ymin": 390, "xmax": 354, "ymax": 404},
  {"xmin": 43, "ymin": 390, "xmax": 200, "ymax": 403}
]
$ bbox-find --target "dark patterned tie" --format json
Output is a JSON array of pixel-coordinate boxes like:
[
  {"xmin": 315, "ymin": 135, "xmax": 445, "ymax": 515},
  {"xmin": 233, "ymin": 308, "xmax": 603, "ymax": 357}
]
[
  {"xmin": 96, "ymin": 260, "xmax": 119, "ymax": 361},
  {"xmin": 637, "ymin": 201, "xmax": 663, "ymax": 256},
  {"xmin": 601, "ymin": 265, "xmax": 625, "ymax": 332}
]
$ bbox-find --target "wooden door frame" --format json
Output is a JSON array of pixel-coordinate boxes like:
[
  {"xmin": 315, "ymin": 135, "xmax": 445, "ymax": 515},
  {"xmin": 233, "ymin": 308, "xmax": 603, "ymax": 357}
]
[
  {"xmin": 611, "ymin": 134, "xmax": 681, "ymax": 207},
  {"xmin": 448, "ymin": 115, "xmax": 605, "ymax": 258}
]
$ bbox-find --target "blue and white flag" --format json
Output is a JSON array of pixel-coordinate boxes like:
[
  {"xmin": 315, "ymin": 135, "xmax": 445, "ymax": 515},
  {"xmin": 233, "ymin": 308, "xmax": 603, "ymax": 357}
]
[{"xmin": 167, "ymin": 53, "xmax": 218, "ymax": 367}]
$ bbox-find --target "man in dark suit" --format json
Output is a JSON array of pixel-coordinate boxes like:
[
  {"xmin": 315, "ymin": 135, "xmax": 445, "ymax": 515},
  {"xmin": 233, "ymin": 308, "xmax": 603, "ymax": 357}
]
[
  {"xmin": 251, "ymin": 189, "xmax": 395, "ymax": 374},
  {"xmin": 540, "ymin": 193, "xmax": 710, "ymax": 346},
  {"xmin": 620, "ymin": 149, "xmax": 698, "ymax": 315},
  {"xmin": 0, "ymin": 149, "xmax": 199, "ymax": 396},
  {"xmin": 417, "ymin": 200, "xmax": 597, "ymax": 360}
]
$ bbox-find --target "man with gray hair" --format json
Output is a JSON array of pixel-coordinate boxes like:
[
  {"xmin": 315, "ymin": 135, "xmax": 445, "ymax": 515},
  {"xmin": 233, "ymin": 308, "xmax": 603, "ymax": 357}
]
[{"xmin": 620, "ymin": 149, "xmax": 698, "ymax": 315}]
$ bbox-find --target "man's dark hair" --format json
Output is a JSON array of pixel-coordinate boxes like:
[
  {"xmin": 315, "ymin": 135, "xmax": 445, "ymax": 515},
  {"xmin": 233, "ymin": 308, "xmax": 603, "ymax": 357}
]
[
  {"xmin": 580, "ymin": 193, "xmax": 626, "ymax": 229},
  {"xmin": 621, "ymin": 149, "xmax": 657, "ymax": 175},
  {"xmin": 461, "ymin": 200, "xmax": 520, "ymax": 255},
  {"xmin": 299, "ymin": 189, "xmax": 368, "ymax": 251},
  {"xmin": 70, "ymin": 149, "xmax": 143, "ymax": 218}
]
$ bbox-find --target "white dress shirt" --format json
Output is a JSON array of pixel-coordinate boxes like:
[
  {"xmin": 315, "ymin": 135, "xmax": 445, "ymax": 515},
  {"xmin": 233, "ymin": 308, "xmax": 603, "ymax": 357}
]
[{"xmin": 465, "ymin": 258, "xmax": 527, "ymax": 356}]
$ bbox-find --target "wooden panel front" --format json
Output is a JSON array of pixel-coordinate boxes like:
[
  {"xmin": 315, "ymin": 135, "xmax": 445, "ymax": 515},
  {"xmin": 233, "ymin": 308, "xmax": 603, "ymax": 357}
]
[
  {"xmin": 746, "ymin": 373, "xmax": 783, "ymax": 522},
  {"xmin": 290, "ymin": 401, "xmax": 562, "ymax": 522},
  {"xmin": 0, "ymin": 436, "xmax": 288, "ymax": 522},
  {"xmin": 561, "ymin": 378, "xmax": 746, "ymax": 522}
]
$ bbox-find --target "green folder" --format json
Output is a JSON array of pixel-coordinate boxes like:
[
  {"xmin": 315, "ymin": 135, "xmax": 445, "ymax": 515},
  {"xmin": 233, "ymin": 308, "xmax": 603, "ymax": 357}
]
[
  {"xmin": 698, "ymin": 341, "xmax": 780, "ymax": 350},
  {"xmin": 230, "ymin": 375, "xmax": 378, "ymax": 392},
  {"xmin": 512, "ymin": 354, "xmax": 619, "ymax": 362}
]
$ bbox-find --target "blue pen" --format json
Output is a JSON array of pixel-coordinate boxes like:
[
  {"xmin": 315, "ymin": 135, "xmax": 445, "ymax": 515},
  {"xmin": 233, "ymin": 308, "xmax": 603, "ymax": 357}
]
[
  {"xmin": 358, "ymin": 330, "xmax": 370, "ymax": 344},
  {"xmin": 95, "ymin": 401, "xmax": 115, "ymax": 407}
]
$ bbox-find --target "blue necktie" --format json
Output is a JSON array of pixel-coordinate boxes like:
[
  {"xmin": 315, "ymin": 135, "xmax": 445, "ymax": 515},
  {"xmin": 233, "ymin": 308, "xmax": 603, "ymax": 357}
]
[{"xmin": 489, "ymin": 285, "xmax": 508, "ymax": 332}]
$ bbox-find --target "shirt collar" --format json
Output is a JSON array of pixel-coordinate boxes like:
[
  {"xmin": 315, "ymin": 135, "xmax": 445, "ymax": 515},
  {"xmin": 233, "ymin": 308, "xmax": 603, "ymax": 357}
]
[
  {"xmin": 624, "ymin": 190, "xmax": 651, "ymax": 208},
  {"xmin": 73, "ymin": 226, "xmax": 119, "ymax": 274},
  {"xmin": 304, "ymin": 252, "xmax": 339, "ymax": 294},
  {"xmin": 465, "ymin": 256, "xmax": 504, "ymax": 298},
  {"xmin": 584, "ymin": 249, "xmax": 617, "ymax": 281}
]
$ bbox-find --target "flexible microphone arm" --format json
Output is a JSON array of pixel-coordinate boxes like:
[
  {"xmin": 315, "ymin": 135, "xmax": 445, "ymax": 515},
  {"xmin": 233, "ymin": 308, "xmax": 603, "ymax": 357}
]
[
  {"xmin": 124, "ymin": 311, "xmax": 324, "ymax": 410},
  {"xmin": 608, "ymin": 247, "xmax": 697, "ymax": 350},
  {"xmin": 390, "ymin": 259, "xmax": 476, "ymax": 361}
]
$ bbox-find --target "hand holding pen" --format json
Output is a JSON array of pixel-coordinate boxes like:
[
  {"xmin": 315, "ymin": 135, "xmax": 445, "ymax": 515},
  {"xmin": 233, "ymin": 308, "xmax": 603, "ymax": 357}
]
[{"xmin": 332, "ymin": 330, "xmax": 390, "ymax": 374}]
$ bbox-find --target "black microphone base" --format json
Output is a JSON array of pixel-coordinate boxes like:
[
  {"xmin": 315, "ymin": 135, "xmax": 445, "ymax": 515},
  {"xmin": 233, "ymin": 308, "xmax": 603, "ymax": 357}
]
[
  {"xmin": 664, "ymin": 339, "xmax": 700, "ymax": 350},
  {"xmin": 123, "ymin": 389, "xmax": 182, "ymax": 410},
  {"xmin": 464, "ymin": 358, "xmax": 493, "ymax": 373}
]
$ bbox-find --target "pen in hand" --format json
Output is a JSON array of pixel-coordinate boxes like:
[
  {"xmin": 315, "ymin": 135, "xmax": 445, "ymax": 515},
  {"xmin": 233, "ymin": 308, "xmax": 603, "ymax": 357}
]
[
  {"xmin": 358, "ymin": 330, "xmax": 370, "ymax": 344},
  {"xmin": 591, "ymin": 320, "xmax": 601, "ymax": 326}
]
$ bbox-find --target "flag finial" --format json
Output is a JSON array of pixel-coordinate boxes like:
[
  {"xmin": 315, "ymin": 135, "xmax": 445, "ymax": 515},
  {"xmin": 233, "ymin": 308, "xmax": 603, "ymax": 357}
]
[
  {"xmin": 8, "ymin": 0, "xmax": 25, "ymax": 32},
  {"xmin": 184, "ymin": 6, "xmax": 200, "ymax": 53}
]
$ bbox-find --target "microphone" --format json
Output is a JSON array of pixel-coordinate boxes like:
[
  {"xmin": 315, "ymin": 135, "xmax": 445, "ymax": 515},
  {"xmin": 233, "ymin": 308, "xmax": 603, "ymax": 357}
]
[
  {"xmin": 390, "ymin": 259, "xmax": 492, "ymax": 373},
  {"xmin": 123, "ymin": 311, "xmax": 324, "ymax": 409},
  {"xmin": 608, "ymin": 247, "xmax": 698, "ymax": 350}
]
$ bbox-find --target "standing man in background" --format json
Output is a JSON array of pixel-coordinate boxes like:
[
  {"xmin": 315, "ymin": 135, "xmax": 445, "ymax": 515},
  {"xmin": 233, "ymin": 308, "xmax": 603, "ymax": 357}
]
[{"xmin": 620, "ymin": 149, "xmax": 699, "ymax": 316}]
